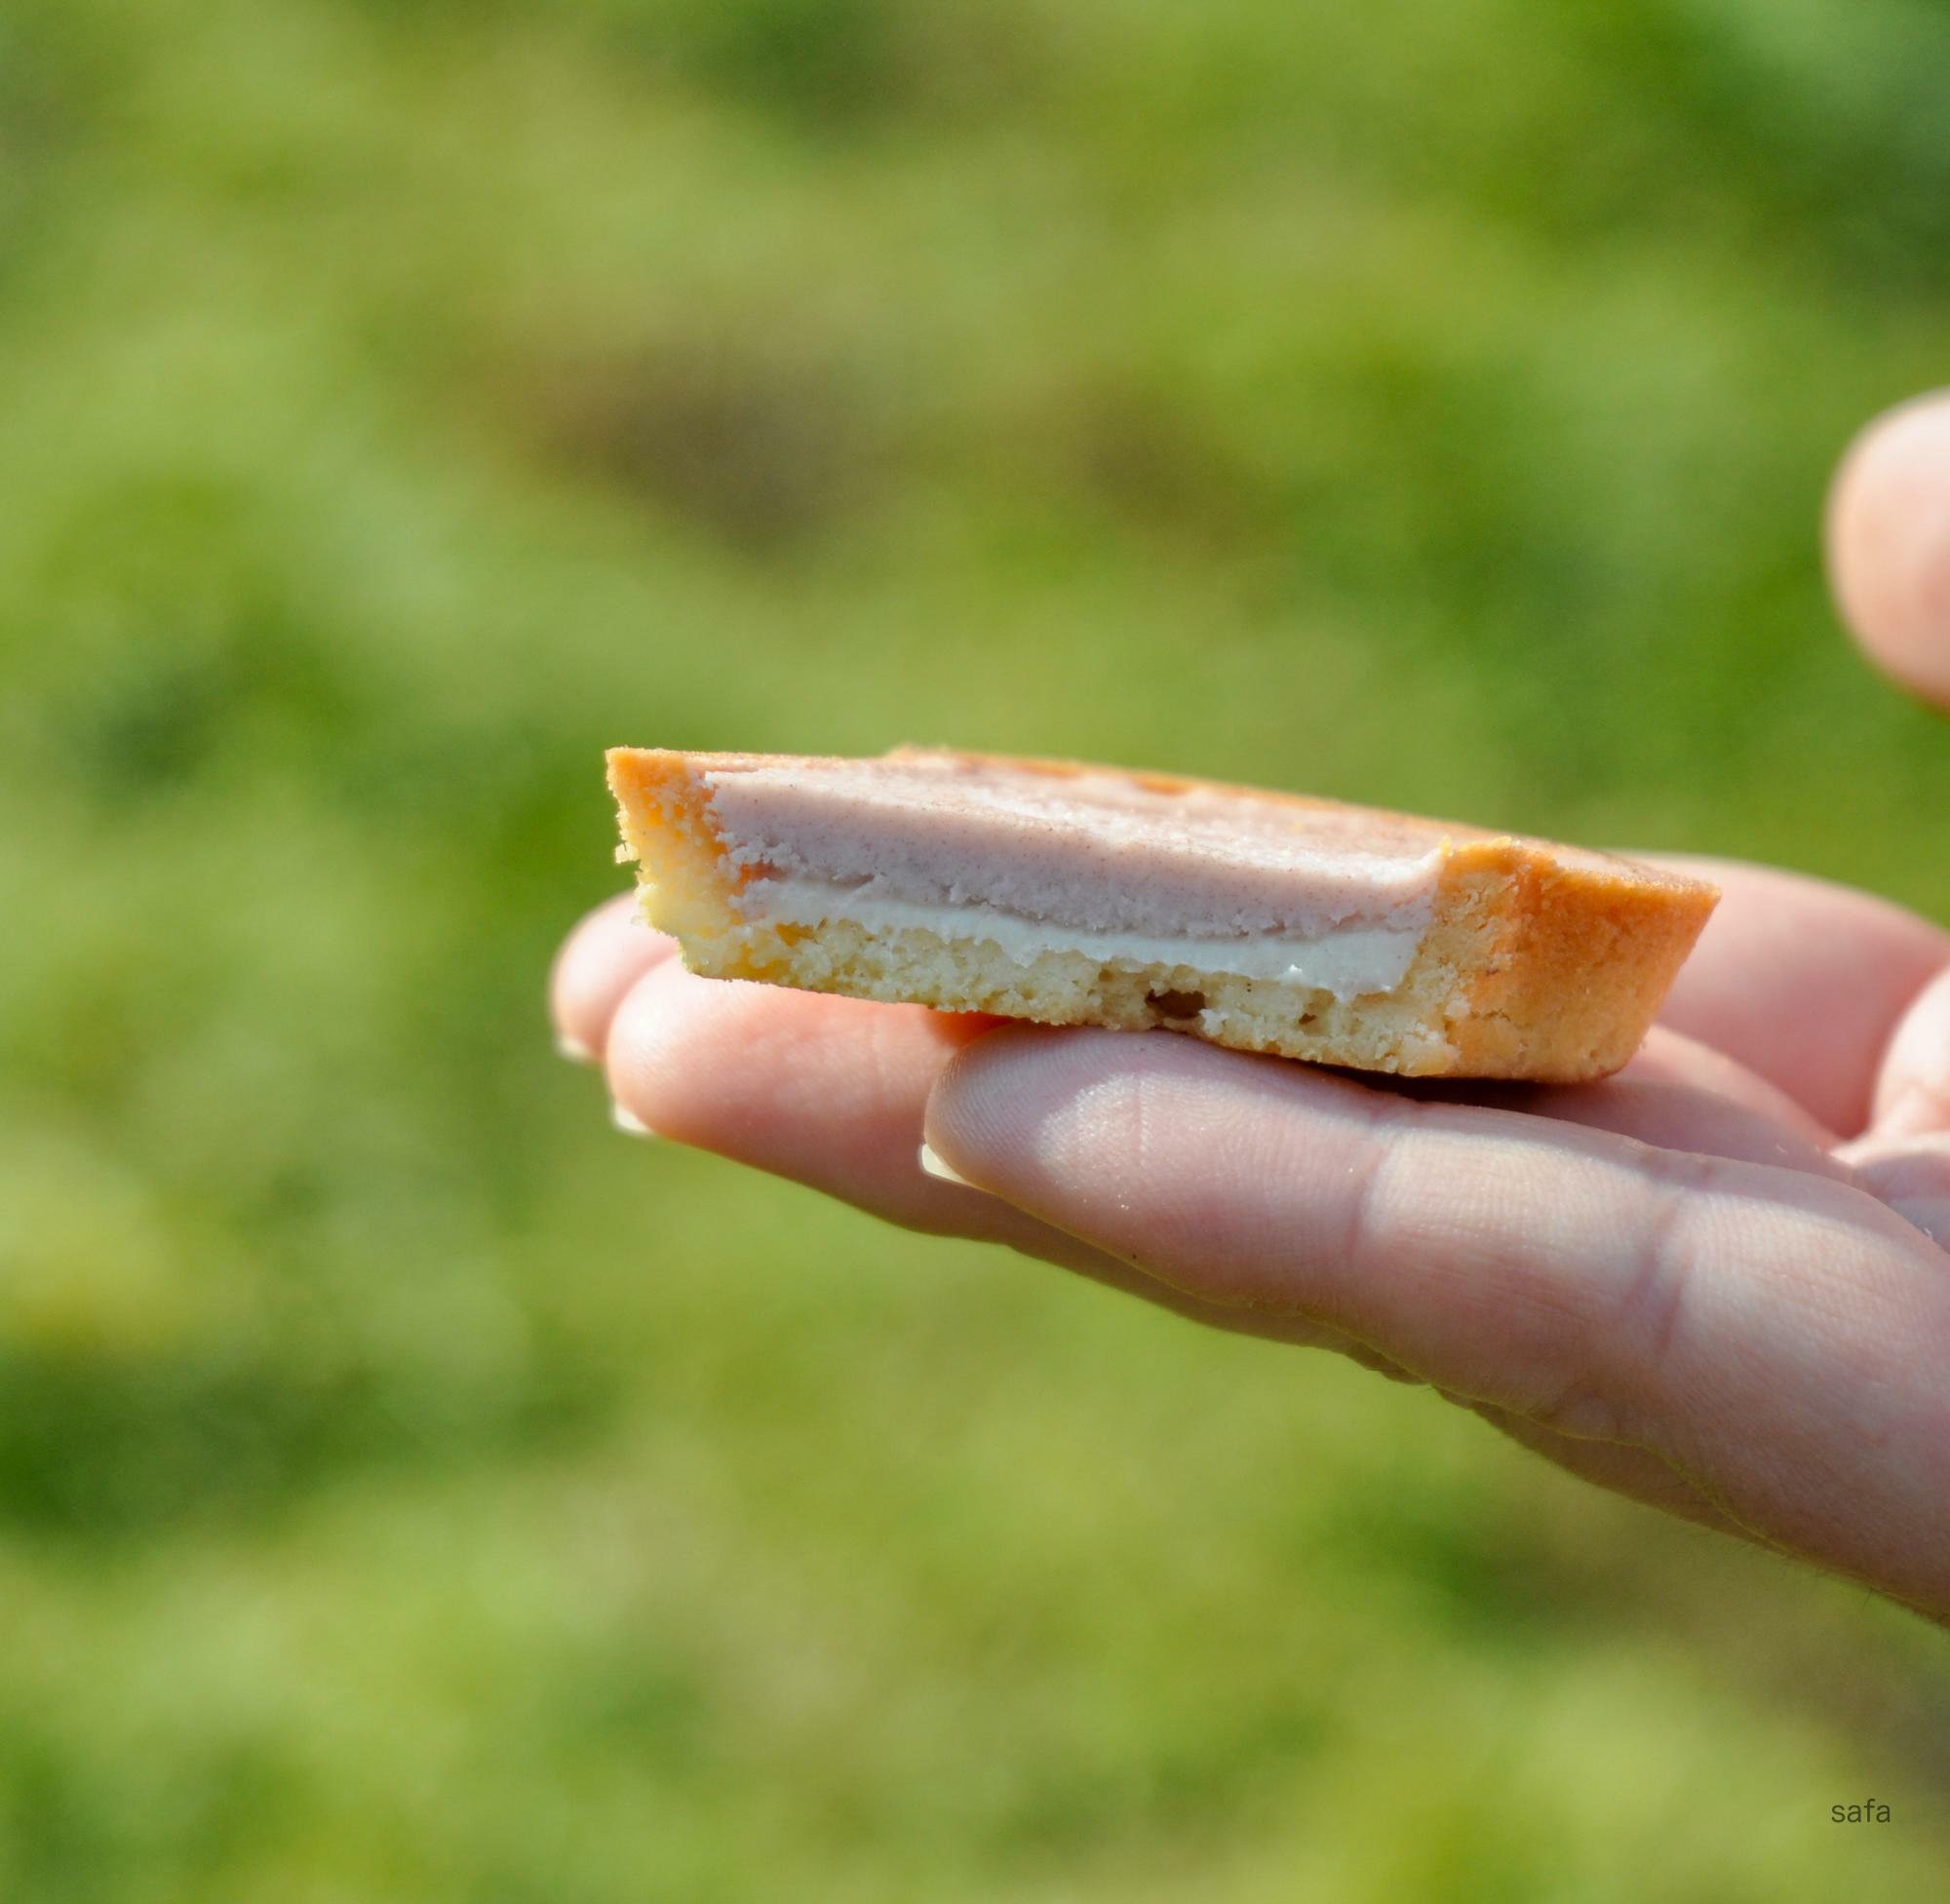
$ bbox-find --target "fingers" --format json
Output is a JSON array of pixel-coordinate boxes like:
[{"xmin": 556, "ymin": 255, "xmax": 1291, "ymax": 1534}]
[
  {"xmin": 591, "ymin": 950, "xmax": 1813, "ymax": 1536},
  {"xmin": 604, "ymin": 957, "xmax": 997, "ymax": 1227},
  {"xmin": 924, "ymin": 1027, "xmax": 1950, "ymax": 1607},
  {"xmin": 585, "ymin": 955, "xmax": 1776, "ymax": 1537},
  {"xmin": 599, "ymin": 957, "xmax": 1368, "ymax": 1341},
  {"xmin": 1827, "ymin": 389, "xmax": 1950, "ymax": 706},
  {"xmin": 1634, "ymin": 853, "xmax": 1950, "ymax": 1137},
  {"xmin": 561, "ymin": 903, "xmax": 1386, "ymax": 1341},
  {"xmin": 920, "ymin": 1029, "xmax": 1926, "ymax": 1418},
  {"xmin": 548, "ymin": 891, "xmax": 679, "ymax": 1061}
]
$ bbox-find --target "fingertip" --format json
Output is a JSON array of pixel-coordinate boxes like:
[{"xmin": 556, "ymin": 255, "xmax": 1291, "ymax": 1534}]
[
  {"xmin": 602, "ymin": 954, "xmax": 710, "ymax": 1141},
  {"xmin": 1827, "ymin": 389, "xmax": 1950, "ymax": 706},
  {"xmin": 923, "ymin": 1023, "xmax": 1123, "ymax": 1178},
  {"xmin": 548, "ymin": 889, "xmax": 679, "ymax": 1063}
]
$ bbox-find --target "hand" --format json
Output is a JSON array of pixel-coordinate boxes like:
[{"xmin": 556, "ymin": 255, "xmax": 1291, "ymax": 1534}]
[{"xmin": 553, "ymin": 391, "xmax": 1950, "ymax": 1622}]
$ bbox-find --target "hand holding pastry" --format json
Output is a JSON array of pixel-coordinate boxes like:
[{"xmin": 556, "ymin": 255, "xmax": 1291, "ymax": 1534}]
[{"xmin": 553, "ymin": 391, "xmax": 1950, "ymax": 1624}]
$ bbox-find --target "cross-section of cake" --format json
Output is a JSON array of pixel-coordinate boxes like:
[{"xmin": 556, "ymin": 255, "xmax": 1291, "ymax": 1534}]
[{"xmin": 604, "ymin": 746, "xmax": 1719, "ymax": 1081}]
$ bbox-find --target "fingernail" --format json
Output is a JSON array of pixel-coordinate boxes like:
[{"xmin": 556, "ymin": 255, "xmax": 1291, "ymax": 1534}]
[
  {"xmin": 612, "ymin": 1103, "xmax": 656, "ymax": 1138},
  {"xmin": 557, "ymin": 1032, "xmax": 597, "ymax": 1065},
  {"xmin": 917, "ymin": 1141, "xmax": 974, "ymax": 1186}
]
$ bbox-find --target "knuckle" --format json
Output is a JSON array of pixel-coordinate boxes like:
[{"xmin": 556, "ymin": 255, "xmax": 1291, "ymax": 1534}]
[{"xmin": 1534, "ymin": 1166, "xmax": 1705, "ymax": 1443}]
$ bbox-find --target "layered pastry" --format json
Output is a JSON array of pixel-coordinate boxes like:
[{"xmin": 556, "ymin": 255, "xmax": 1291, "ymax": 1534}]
[{"xmin": 604, "ymin": 746, "xmax": 1719, "ymax": 1081}]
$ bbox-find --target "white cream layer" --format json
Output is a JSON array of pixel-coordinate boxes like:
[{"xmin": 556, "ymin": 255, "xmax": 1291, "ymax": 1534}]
[{"xmin": 737, "ymin": 875, "xmax": 1426, "ymax": 1001}]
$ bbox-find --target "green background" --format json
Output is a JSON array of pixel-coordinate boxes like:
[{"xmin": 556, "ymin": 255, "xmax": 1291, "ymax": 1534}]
[{"xmin": 5, "ymin": 0, "xmax": 1950, "ymax": 1895}]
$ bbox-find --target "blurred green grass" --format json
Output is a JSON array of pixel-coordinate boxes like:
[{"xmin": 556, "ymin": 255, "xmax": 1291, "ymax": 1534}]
[{"xmin": 5, "ymin": 0, "xmax": 1950, "ymax": 1895}]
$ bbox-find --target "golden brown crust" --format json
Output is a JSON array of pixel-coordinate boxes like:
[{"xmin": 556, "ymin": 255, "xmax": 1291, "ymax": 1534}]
[
  {"xmin": 1428, "ymin": 843, "xmax": 1718, "ymax": 1080},
  {"xmin": 604, "ymin": 745, "xmax": 1719, "ymax": 1082}
]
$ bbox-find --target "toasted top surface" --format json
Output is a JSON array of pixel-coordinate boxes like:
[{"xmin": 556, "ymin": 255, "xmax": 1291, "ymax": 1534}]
[{"xmin": 609, "ymin": 746, "xmax": 1715, "ymax": 941}]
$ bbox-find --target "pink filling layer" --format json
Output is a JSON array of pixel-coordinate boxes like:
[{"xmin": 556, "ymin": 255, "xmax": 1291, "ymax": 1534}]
[{"xmin": 700, "ymin": 755, "xmax": 1448, "ymax": 938}]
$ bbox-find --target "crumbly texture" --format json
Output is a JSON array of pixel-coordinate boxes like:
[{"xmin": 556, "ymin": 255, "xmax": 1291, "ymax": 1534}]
[{"xmin": 604, "ymin": 745, "xmax": 1720, "ymax": 1083}]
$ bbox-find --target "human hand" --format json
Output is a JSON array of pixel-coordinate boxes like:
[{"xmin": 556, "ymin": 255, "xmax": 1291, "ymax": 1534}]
[{"xmin": 554, "ymin": 391, "xmax": 1950, "ymax": 1621}]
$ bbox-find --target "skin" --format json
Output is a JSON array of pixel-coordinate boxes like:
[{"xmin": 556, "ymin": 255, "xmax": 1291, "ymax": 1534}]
[{"xmin": 553, "ymin": 390, "xmax": 1950, "ymax": 1623}]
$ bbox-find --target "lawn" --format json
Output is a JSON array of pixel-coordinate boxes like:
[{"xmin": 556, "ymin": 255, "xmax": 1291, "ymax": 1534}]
[{"xmin": 4, "ymin": 0, "xmax": 1950, "ymax": 1895}]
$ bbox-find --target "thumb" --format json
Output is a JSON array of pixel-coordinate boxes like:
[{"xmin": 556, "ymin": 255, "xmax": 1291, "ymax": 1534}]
[{"xmin": 1827, "ymin": 389, "xmax": 1950, "ymax": 708}]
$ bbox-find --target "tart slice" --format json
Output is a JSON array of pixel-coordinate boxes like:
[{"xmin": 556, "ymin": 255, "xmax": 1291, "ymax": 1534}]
[{"xmin": 604, "ymin": 745, "xmax": 1718, "ymax": 1082}]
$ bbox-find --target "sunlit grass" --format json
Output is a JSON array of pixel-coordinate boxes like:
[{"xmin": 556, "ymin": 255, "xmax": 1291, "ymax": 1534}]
[{"xmin": 3, "ymin": 0, "xmax": 1950, "ymax": 1895}]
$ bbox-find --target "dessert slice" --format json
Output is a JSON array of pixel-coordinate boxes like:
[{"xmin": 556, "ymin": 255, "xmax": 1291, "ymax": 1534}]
[{"xmin": 604, "ymin": 746, "xmax": 1718, "ymax": 1082}]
